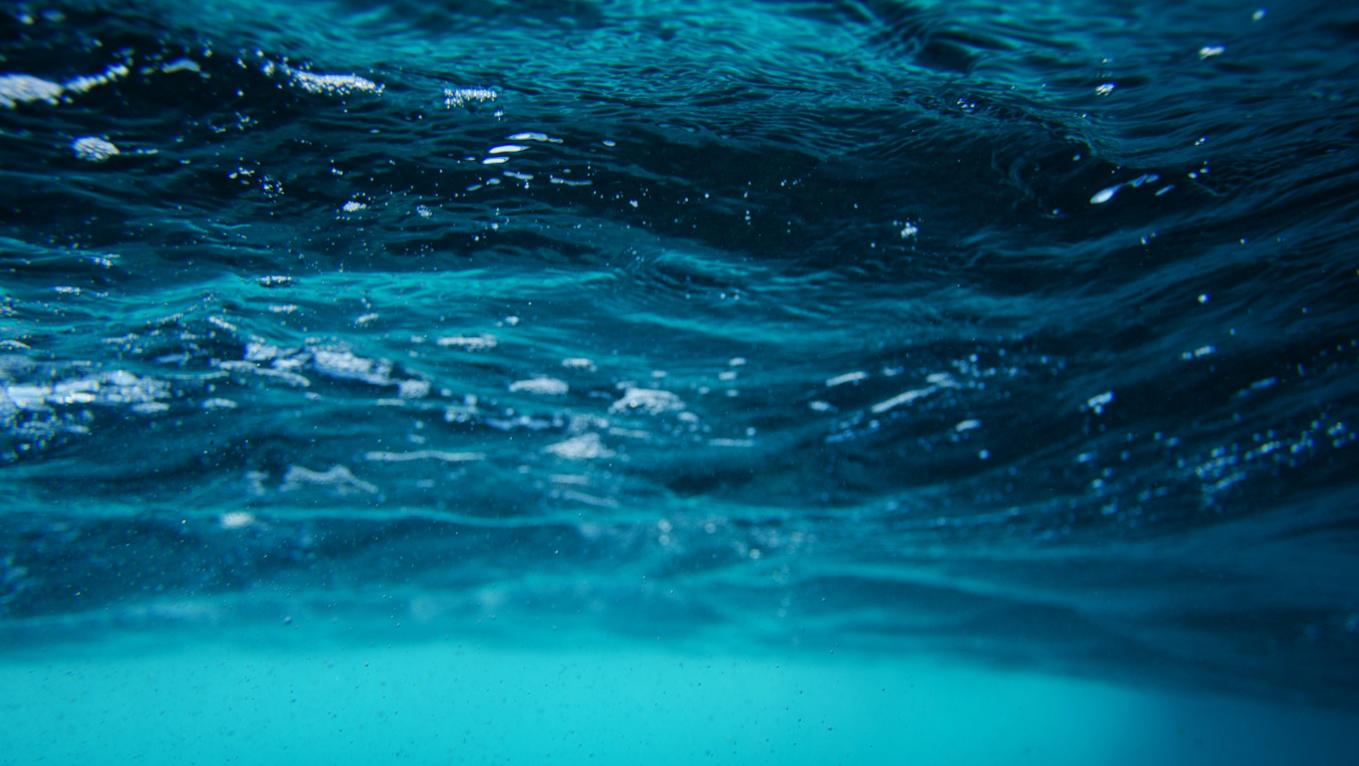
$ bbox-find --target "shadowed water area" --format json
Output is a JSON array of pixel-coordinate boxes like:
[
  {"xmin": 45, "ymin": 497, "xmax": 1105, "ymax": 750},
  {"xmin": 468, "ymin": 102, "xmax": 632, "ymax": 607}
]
[{"xmin": 2, "ymin": 1, "xmax": 1358, "ymax": 762}]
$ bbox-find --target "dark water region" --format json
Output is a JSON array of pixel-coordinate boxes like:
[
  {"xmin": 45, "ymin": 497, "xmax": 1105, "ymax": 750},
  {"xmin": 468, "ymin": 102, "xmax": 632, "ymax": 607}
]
[{"xmin": 2, "ymin": 0, "xmax": 1359, "ymax": 756}]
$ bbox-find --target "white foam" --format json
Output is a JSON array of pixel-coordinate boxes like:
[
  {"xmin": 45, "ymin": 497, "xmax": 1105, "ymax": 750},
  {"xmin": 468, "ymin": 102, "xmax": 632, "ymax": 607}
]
[
  {"xmin": 218, "ymin": 360, "xmax": 311, "ymax": 388},
  {"xmin": 549, "ymin": 176, "xmax": 592, "ymax": 187},
  {"xmin": 444, "ymin": 87, "xmax": 497, "ymax": 108},
  {"xmin": 509, "ymin": 377, "xmax": 569, "ymax": 396},
  {"xmin": 311, "ymin": 348, "xmax": 392, "ymax": 386},
  {"xmin": 545, "ymin": 433, "xmax": 615, "ymax": 460},
  {"xmin": 219, "ymin": 512, "xmax": 256, "ymax": 529},
  {"xmin": 364, "ymin": 450, "xmax": 485, "ymax": 463},
  {"xmin": 507, "ymin": 132, "xmax": 562, "ymax": 143},
  {"xmin": 437, "ymin": 334, "xmax": 497, "ymax": 351},
  {"xmin": 1, "ymin": 63, "xmax": 134, "ymax": 109},
  {"xmin": 826, "ymin": 371, "xmax": 867, "ymax": 387},
  {"xmin": 293, "ymin": 71, "xmax": 383, "ymax": 96},
  {"xmin": 0, "ymin": 74, "xmax": 63, "ymax": 108},
  {"xmin": 64, "ymin": 63, "xmax": 129, "ymax": 95},
  {"xmin": 71, "ymin": 136, "xmax": 119, "ymax": 162},
  {"xmin": 870, "ymin": 386, "xmax": 936, "ymax": 414},
  {"xmin": 281, "ymin": 464, "xmax": 378, "ymax": 495},
  {"xmin": 609, "ymin": 387, "xmax": 684, "ymax": 415},
  {"xmin": 397, "ymin": 380, "xmax": 430, "ymax": 399}
]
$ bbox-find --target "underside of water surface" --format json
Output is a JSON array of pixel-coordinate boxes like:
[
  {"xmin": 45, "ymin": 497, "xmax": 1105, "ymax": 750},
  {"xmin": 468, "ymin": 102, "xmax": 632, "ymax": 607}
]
[{"xmin": 2, "ymin": 0, "xmax": 1358, "ymax": 763}]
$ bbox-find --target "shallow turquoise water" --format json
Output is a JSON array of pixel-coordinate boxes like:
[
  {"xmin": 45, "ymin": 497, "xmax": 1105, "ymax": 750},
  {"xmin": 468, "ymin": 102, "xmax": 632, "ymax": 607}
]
[
  {"xmin": 4, "ymin": 636, "xmax": 1358, "ymax": 766},
  {"xmin": 3, "ymin": 0, "xmax": 1359, "ymax": 761}
]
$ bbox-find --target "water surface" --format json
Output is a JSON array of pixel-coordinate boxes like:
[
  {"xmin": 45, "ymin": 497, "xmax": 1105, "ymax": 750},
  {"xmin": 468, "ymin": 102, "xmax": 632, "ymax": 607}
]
[{"xmin": 2, "ymin": 0, "xmax": 1358, "ymax": 762}]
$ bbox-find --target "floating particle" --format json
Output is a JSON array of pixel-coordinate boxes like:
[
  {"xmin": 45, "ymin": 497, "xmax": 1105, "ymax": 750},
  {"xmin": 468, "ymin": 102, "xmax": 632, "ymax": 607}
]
[
  {"xmin": 1090, "ymin": 185, "xmax": 1120, "ymax": 205},
  {"xmin": 1181, "ymin": 345, "xmax": 1217, "ymax": 360},
  {"xmin": 1086, "ymin": 391, "xmax": 1114, "ymax": 415}
]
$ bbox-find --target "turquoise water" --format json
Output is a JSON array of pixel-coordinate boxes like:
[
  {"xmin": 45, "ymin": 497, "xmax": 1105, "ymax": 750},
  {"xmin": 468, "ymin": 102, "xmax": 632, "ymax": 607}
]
[
  {"xmin": 3, "ymin": 0, "xmax": 1359, "ymax": 762},
  {"xmin": 3, "ymin": 633, "xmax": 1359, "ymax": 764}
]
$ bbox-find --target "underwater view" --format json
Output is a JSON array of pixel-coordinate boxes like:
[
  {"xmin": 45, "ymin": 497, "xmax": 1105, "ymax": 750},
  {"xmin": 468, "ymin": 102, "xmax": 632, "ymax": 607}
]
[{"xmin": 3, "ymin": 0, "xmax": 1359, "ymax": 763}]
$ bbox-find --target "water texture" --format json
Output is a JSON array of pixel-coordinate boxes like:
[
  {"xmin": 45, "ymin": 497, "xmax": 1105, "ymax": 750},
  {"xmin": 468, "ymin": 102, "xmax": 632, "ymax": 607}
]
[{"xmin": 2, "ymin": 0, "xmax": 1358, "ymax": 761}]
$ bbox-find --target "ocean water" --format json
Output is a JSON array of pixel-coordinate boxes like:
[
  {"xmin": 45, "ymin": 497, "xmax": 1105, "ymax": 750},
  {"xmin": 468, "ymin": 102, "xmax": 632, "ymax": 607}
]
[{"xmin": 2, "ymin": 0, "xmax": 1358, "ymax": 762}]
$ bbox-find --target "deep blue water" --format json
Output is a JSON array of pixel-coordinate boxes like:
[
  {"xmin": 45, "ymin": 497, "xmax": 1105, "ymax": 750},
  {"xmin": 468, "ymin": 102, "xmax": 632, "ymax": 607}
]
[{"xmin": 2, "ymin": 1, "xmax": 1359, "ymax": 762}]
